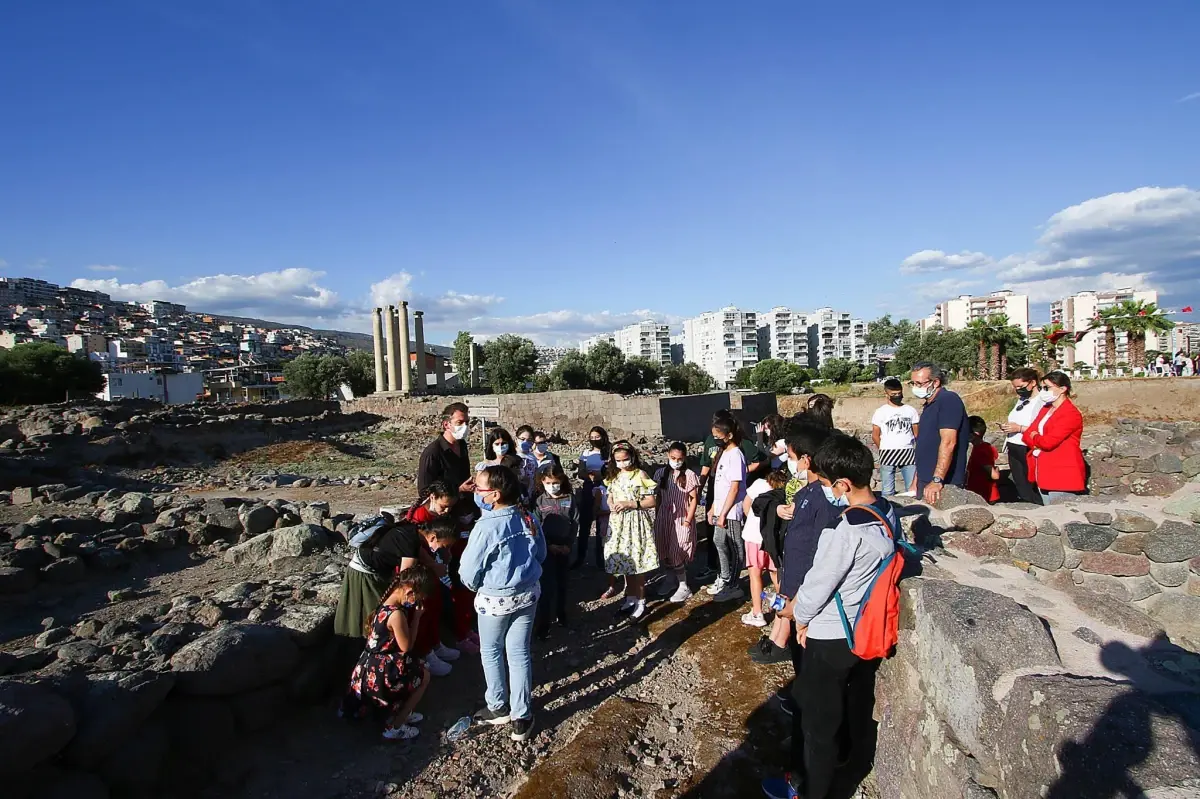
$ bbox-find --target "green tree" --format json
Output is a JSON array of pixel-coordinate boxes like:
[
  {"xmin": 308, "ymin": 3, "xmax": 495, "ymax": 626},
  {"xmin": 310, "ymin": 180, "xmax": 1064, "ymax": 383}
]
[
  {"xmin": 283, "ymin": 353, "xmax": 348, "ymax": 399},
  {"xmin": 965, "ymin": 318, "xmax": 995, "ymax": 378},
  {"xmin": 0, "ymin": 342, "xmax": 105, "ymax": 405},
  {"xmin": 732, "ymin": 366, "xmax": 755, "ymax": 389},
  {"xmin": 345, "ymin": 350, "xmax": 377, "ymax": 397},
  {"xmin": 865, "ymin": 315, "xmax": 918, "ymax": 351},
  {"xmin": 853, "ymin": 363, "xmax": 878, "ymax": 383},
  {"xmin": 481, "ymin": 334, "xmax": 538, "ymax": 393},
  {"xmin": 1088, "ymin": 307, "xmax": 1122, "ymax": 370},
  {"xmin": 1109, "ymin": 300, "xmax": 1174, "ymax": 372},
  {"xmin": 548, "ymin": 350, "xmax": 590, "ymax": 390},
  {"xmin": 624, "ymin": 357, "xmax": 662, "ymax": 393},
  {"xmin": 891, "ymin": 328, "xmax": 977, "ymax": 378},
  {"xmin": 664, "ymin": 362, "xmax": 717, "ymax": 395},
  {"xmin": 819, "ymin": 358, "xmax": 858, "ymax": 384},
  {"xmin": 584, "ymin": 341, "xmax": 627, "ymax": 392},
  {"xmin": 451, "ymin": 331, "xmax": 478, "ymax": 381},
  {"xmin": 749, "ymin": 359, "xmax": 809, "ymax": 393}
]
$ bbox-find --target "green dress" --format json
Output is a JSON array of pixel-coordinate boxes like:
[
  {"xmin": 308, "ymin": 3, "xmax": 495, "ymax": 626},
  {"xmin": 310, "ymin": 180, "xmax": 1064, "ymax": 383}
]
[{"xmin": 603, "ymin": 469, "xmax": 660, "ymax": 576}]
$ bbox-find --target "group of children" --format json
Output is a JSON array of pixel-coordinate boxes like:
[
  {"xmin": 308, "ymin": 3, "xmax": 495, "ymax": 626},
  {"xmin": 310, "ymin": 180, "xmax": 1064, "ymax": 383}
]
[{"xmin": 332, "ymin": 411, "xmax": 908, "ymax": 799}]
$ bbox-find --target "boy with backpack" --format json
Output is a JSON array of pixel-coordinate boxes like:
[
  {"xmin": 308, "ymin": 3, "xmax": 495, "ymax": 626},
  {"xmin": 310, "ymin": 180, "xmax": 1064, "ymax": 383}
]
[{"xmin": 764, "ymin": 433, "xmax": 903, "ymax": 799}]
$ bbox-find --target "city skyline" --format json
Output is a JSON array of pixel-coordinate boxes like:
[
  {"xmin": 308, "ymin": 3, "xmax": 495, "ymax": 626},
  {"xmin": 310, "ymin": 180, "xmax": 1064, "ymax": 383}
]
[{"xmin": 2, "ymin": 3, "xmax": 1198, "ymax": 345}]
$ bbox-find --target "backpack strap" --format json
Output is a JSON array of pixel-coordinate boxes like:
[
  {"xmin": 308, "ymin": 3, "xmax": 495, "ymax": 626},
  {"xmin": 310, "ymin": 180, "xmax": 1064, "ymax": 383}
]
[{"xmin": 831, "ymin": 502, "xmax": 900, "ymax": 647}]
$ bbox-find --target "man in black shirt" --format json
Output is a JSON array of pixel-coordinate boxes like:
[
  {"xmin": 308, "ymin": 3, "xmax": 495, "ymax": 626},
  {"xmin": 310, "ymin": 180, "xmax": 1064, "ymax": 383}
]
[{"xmin": 418, "ymin": 402, "xmax": 476, "ymax": 520}]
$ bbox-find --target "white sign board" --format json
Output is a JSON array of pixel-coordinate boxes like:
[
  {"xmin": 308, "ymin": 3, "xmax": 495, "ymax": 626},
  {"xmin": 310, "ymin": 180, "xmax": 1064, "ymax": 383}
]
[{"xmin": 473, "ymin": 406, "xmax": 500, "ymax": 419}]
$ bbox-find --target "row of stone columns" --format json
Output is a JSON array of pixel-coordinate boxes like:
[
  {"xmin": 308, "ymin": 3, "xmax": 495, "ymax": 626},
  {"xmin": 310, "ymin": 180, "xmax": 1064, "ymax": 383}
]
[{"xmin": 370, "ymin": 303, "xmax": 445, "ymax": 395}]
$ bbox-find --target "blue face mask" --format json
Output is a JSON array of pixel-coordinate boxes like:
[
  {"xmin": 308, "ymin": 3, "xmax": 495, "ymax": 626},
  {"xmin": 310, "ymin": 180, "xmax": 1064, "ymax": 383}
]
[
  {"xmin": 518, "ymin": 440, "xmax": 532, "ymax": 454},
  {"xmin": 474, "ymin": 492, "xmax": 494, "ymax": 512},
  {"xmin": 495, "ymin": 443, "xmax": 510, "ymax": 455},
  {"xmin": 821, "ymin": 484, "xmax": 849, "ymax": 507},
  {"xmin": 536, "ymin": 442, "xmax": 549, "ymax": 455}
]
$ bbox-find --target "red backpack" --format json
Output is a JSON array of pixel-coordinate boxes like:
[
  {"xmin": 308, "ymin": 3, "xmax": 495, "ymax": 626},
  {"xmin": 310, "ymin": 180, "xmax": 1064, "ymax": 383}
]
[{"xmin": 833, "ymin": 503, "xmax": 912, "ymax": 660}]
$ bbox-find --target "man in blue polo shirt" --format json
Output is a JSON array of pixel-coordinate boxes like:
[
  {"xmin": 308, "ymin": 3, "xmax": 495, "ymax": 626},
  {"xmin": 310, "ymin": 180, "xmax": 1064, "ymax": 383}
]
[{"xmin": 909, "ymin": 361, "xmax": 971, "ymax": 505}]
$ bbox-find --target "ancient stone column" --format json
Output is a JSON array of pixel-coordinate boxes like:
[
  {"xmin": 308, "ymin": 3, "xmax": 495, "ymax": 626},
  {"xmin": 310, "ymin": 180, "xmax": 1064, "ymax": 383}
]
[
  {"xmin": 469, "ymin": 342, "xmax": 480, "ymax": 389},
  {"xmin": 384, "ymin": 305, "xmax": 400, "ymax": 392},
  {"xmin": 413, "ymin": 310, "xmax": 427, "ymax": 394},
  {"xmin": 433, "ymin": 348, "xmax": 446, "ymax": 391},
  {"xmin": 398, "ymin": 301, "xmax": 412, "ymax": 395},
  {"xmin": 371, "ymin": 307, "xmax": 386, "ymax": 393}
]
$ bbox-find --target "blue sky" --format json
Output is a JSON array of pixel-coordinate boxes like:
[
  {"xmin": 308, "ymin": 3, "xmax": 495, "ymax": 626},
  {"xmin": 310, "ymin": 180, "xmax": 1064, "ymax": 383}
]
[{"xmin": 2, "ymin": 1, "xmax": 1198, "ymax": 344}]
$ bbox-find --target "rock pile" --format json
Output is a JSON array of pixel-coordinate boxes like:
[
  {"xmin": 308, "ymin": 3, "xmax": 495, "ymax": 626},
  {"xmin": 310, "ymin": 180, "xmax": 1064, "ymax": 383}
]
[
  {"xmin": 1085, "ymin": 418, "xmax": 1200, "ymax": 497},
  {"xmin": 0, "ymin": 487, "xmax": 350, "ymax": 597}
]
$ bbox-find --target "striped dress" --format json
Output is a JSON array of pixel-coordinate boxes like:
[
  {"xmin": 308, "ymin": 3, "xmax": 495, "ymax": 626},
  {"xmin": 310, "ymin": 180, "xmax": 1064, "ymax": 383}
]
[{"xmin": 653, "ymin": 467, "xmax": 699, "ymax": 569}]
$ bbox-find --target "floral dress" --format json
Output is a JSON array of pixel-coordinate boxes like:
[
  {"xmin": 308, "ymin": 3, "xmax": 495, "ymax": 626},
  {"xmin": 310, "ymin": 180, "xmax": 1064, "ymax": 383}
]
[
  {"xmin": 603, "ymin": 469, "xmax": 660, "ymax": 576},
  {"xmin": 341, "ymin": 604, "xmax": 423, "ymax": 719},
  {"xmin": 653, "ymin": 468, "xmax": 699, "ymax": 569}
]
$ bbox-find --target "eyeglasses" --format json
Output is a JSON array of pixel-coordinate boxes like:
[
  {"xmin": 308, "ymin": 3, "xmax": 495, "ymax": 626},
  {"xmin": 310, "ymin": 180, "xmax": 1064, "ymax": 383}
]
[{"xmin": 908, "ymin": 379, "xmax": 932, "ymax": 388}]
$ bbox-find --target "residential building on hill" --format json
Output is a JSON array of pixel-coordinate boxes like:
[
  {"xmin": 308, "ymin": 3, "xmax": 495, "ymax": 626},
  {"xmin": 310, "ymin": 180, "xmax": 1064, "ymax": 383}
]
[
  {"xmin": 579, "ymin": 333, "xmax": 615, "ymax": 353},
  {"xmin": 682, "ymin": 306, "xmax": 758, "ymax": 388},
  {"xmin": 757, "ymin": 307, "xmax": 811, "ymax": 366},
  {"xmin": 810, "ymin": 307, "xmax": 872, "ymax": 367},
  {"xmin": 613, "ymin": 320, "xmax": 672, "ymax": 368}
]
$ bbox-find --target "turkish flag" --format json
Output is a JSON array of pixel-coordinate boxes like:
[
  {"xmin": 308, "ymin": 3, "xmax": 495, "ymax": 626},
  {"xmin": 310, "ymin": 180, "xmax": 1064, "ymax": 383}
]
[
  {"xmin": 1074, "ymin": 331, "xmax": 1089, "ymax": 343},
  {"xmin": 1183, "ymin": 306, "xmax": 1194, "ymax": 313},
  {"xmin": 1047, "ymin": 330, "xmax": 1068, "ymax": 345}
]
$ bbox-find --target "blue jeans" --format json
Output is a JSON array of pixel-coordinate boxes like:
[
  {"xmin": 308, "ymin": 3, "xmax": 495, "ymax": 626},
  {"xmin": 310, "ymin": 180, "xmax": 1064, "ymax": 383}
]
[
  {"xmin": 879, "ymin": 463, "xmax": 916, "ymax": 496},
  {"xmin": 477, "ymin": 601, "xmax": 536, "ymax": 721}
]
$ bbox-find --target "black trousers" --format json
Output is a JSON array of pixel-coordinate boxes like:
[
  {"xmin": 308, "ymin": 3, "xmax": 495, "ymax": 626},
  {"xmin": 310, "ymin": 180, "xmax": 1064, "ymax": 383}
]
[
  {"xmin": 537, "ymin": 551, "xmax": 570, "ymax": 630},
  {"xmin": 797, "ymin": 638, "xmax": 879, "ymax": 799},
  {"xmin": 1006, "ymin": 443, "xmax": 1042, "ymax": 505}
]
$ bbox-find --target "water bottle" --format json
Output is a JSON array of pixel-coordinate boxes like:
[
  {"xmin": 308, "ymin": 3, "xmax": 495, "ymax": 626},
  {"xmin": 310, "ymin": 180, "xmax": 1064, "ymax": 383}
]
[
  {"xmin": 761, "ymin": 586, "xmax": 786, "ymax": 614},
  {"xmin": 445, "ymin": 716, "xmax": 472, "ymax": 742},
  {"xmin": 434, "ymin": 551, "xmax": 453, "ymax": 589}
]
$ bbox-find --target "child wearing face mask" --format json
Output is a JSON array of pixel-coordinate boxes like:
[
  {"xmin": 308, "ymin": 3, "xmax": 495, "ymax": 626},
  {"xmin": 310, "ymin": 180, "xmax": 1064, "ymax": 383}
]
[
  {"xmin": 965, "ymin": 416, "xmax": 1000, "ymax": 504},
  {"xmin": 515, "ymin": 425, "xmax": 539, "ymax": 497},
  {"xmin": 573, "ymin": 427, "xmax": 611, "ymax": 570},
  {"xmin": 532, "ymin": 431, "xmax": 562, "ymax": 476},
  {"xmin": 476, "ymin": 428, "xmax": 521, "ymax": 474},
  {"xmin": 341, "ymin": 565, "xmax": 435, "ymax": 741},
  {"xmin": 870, "ymin": 378, "xmax": 920, "ymax": 497},
  {"xmin": 652, "ymin": 442, "xmax": 700, "ymax": 603},
  {"xmin": 592, "ymin": 471, "xmax": 621, "ymax": 600},
  {"xmin": 532, "ymin": 466, "xmax": 579, "ymax": 637},
  {"xmin": 741, "ymin": 469, "xmax": 789, "ymax": 627},
  {"xmin": 603, "ymin": 441, "xmax": 659, "ymax": 619}
]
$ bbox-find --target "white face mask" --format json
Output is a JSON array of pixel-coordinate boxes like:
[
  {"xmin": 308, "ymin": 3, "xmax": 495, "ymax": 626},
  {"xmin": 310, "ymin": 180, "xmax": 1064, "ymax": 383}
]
[
  {"xmin": 821, "ymin": 484, "xmax": 849, "ymax": 507},
  {"xmin": 668, "ymin": 458, "xmax": 684, "ymax": 470},
  {"xmin": 787, "ymin": 458, "xmax": 799, "ymax": 476},
  {"xmin": 494, "ymin": 443, "xmax": 510, "ymax": 455},
  {"xmin": 451, "ymin": 423, "xmax": 468, "ymax": 440},
  {"xmin": 911, "ymin": 384, "xmax": 933, "ymax": 400},
  {"xmin": 545, "ymin": 483, "xmax": 562, "ymax": 496},
  {"xmin": 1037, "ymin": 388, "xmax": 1058, "ymax": 404},
  {"xmin": 614, "ymin": 459, "xmax": 632, "ymax": 471}
]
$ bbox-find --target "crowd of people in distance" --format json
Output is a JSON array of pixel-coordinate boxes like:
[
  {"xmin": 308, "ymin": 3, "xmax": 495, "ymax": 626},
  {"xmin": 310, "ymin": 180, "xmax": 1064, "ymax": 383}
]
[{"xmin": 328, "ymin": 362, "xmax": 1081, "ymax": 797}]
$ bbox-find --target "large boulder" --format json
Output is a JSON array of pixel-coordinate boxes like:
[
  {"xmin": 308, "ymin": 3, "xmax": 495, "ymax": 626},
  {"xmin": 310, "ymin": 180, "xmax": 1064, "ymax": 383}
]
[
  {"xmin": 62, "ymin": 670, "xmax": 175, "ymax": 769},
  {"xmin": 1064, "ymin": 522, "xmax": 1118, "ymax": 552},
  {"xmin": 0, "ymin": 679, "xmax": 77, "ymax": 776},
  {"xmin": 223, "ymin": 532, "xmax": 275, "ymax": 565},
  {"xmin": 997, "ymin": 673, "xmax": 1200, "ymax": 799},
  {"xmin": 1142, "ymin": 521, "xmax": 1200, "ymax": 564},
  {"xmin": 269, "ymin": 524, "xmax": 329, "ymax": 560},
  {"xmin": 239, "ymin": 504, "xmax": 278, "ymax": 536},
  {"xmin": 170, "ymin": 624, "xmax": 300, "ymax": 695},
  {"xmin": 949, "ymin": 506, "xmax": 995, "ymax": 534},
  {"xmin": 930, "ymin": 484, "xmax": 989, "ymax": 510},
  {"xmin": 1146, "ymin": 594, "xmax": 1200, "ymax": 652},
  {"xmin": 272, "ymin": 604, "xmax": 335, "ymax": 648},
  {"xmin": 0, "ymin": 566, "xmax": 36, "ymax": 594},
  {"xmin": 903, "ymin": 579, "xmax": 1062, "ymax": 774},
  {"xmin": 1011, "ymin": 534, "xmax": 1065, "ymax": 571}
]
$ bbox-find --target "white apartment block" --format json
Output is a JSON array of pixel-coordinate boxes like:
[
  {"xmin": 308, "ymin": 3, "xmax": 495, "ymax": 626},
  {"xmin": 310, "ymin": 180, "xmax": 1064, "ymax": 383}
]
[
  {"xmin": 682, "ymin": 307, "xmax": 759, "ymax": 388},
  {"xmin": 919, "ymin": 290, "xmax": 1030, "ymax": 334},
  {"xmin": 1050, "ymin": 288, "xmax": 1161, "ymax": 368},
  {"xmin": 810, "ymin": 307, "xmax": 872, "ymax": 367},
  {"xmin": 613, "ymin": 321, "xmax": 672, "ymax": 368},
  {"xmin": 757, "ymin": 307, "xmax": 811, "ymax": 366},
  {"xmin": 578, "ymin": 333, "xmax": 615, "ymax": 354}
]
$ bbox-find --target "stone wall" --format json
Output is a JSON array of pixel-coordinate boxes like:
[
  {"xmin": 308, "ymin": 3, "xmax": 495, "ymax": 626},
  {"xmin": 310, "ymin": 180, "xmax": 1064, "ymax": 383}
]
[
  {"xmin": 918, "ymin": 488, "xmax": 1200, "ymax": 652},
  {"xmin": 1084, "ymin": 419, "xmax": 1200, "ymax": 497},
  {"xmin": 874, "ymin": 577, "xmax": 1200, "ymax": 799}
]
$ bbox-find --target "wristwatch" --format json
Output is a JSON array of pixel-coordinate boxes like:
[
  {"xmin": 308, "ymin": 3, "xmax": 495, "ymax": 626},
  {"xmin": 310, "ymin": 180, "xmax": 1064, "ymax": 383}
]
[{"xmin": 931, "ymin": 476, "xmax": 944, "ymax": 485}]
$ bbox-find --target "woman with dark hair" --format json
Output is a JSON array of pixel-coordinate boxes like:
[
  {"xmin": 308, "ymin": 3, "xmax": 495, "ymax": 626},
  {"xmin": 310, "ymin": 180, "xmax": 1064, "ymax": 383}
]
[
  {"xmin": 477, "ymin": 427, "xmax": 521, "ymax": 473},
  {"xmin": 1022, "ymin": 371, "xmax": 1086, "ymax": 505},
  {"xmin": 603, "ymin": 441, "xmax": 660, "ymax": 619},
  {"xmin": 804, "ymin": 394, "xmax": 835, "ymax": 431},
  {"xmin": 758, "ymin": 414, "xmax": 788, "ymax": 469},
  {"xmin": 653, "ymin": 442, "xmax": 699, "ymax": 603},
  {"xmin": 459, "ymin": 465, "xmax": 546, "ymax": 742},
  {"xmin": 1000, "ymin": 368, "xmax": 1045, "ymax": 504},
  {"xmin": 573, "ymin": 426, "xmax": 611, "ymax": 569}
]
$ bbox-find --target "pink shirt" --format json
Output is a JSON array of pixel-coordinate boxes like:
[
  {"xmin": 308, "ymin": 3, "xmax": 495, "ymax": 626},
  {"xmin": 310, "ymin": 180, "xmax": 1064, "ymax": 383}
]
[{"xmin": 713, "ymin": 446, "xmax": 748, "ymax": 522}]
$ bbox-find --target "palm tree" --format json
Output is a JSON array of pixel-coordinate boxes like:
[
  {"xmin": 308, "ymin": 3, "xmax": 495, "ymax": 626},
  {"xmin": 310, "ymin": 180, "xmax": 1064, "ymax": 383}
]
[
  {"xmin": 1040, "ymin": 322, "xmax": 1064, "ymax": 370},
  {"xmin": 965, "ymin": 318, "xmax": 993, "ymax": 379},
  {"xmin": 1111, "ymin": 300, "xmax": 1175, "ymax": 373},
  {"xmin": 1088, "ymin": 307, "xmax": 1122, "ymax": 370},
  {"xmin": 993, "ymin": 318, "xmax": 1026, "ymax": 378}
]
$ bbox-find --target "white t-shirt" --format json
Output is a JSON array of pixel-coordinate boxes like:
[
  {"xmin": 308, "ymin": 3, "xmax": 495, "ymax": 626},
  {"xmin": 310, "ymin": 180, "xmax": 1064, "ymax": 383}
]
[
  {"xmin": 1006, "ymin": 396, "xmax": 1047, "ymax": 446},
  {"xmin": 741, "ymin": 480, "xmax": 772, "ymax": 545},
  {"xmin": 871, "ymin": 404, "xmax": 920, "ymax": 451},
  {"xmin": 713, "ymin": 447, "xmax": 748, "ymax": 523}
]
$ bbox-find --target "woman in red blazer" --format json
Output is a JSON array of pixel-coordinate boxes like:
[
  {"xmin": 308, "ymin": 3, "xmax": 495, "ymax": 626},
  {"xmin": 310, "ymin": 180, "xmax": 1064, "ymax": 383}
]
[{"xmin": 1021, "ymin": 371, "xmax": 1086, "ymax": 502}]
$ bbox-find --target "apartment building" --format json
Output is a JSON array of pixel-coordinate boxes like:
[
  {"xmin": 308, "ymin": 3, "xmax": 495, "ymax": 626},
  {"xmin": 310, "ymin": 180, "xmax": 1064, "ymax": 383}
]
[
  {"xmin": 613, "ymin": 321, "xmax": 672, "ymax": 368},
  {"xmin": 682, "ymin": 306, "xmax": 758, "ymax": 388},
  {"xmin": 578, "ymin": 333, "xmax": 615, "ymax": 354},
  {"xmin": 809, "ymin": 307, "xmax": 872, "ymax": 367},
  {"xmin": 1050, "ymin": 288, "xmax": 1161, "ymax": 368},
  {"xmin": 919, "ymin": 290, "xmax": 1030, "ymax": 334},
  {"xmin": 65, "ymin": 333, "xmax": 108, "ymax": 355},
  {"xmin": 757, "ymin": 307, "xmax": 811, "ymax": 365}
]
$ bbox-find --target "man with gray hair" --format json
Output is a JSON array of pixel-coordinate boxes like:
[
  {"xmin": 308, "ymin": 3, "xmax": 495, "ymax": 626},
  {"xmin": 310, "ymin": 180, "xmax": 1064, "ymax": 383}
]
[{"xmin": 909, "ymin": 361, "xmax": 971, "ymax": 504}]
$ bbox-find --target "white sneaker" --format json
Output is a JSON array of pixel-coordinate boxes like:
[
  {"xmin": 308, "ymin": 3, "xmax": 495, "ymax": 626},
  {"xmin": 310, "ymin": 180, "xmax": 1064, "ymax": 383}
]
[
  {"xmin": 897, "ymin": 490, "xmax": 916, "ymax": 498},
  {"xmin": 406, "ymin": 712, "xmax": 424, "ymax": 724},
  {"xmin": 425, "ymin": 652, "xmax": 452, "ymax": 677},
  {"xmin": 619, "ymin": 595, "xmax": 637, "ymax": 611},
  {"xmin": 434, "ymin": 643, "xmax": 461, "ymax": 662},
  {"xmin": 629, "ymin": 600, "xmax": 647, "ymax": 620},
  {"xmin": 714, "ymin": 586, "xmax": 745, "ymax": 603},
  {"xmin": 705, "ymin": 578, "xmax": 726, "ymax": 596},
  {"xmin": 668, "ymin": 583, "xmax": 693, "ymax": 604},
  {"xmin": 741, "ymin": 611, "xmax": 767, "ymax": 627},
  {"xmin": 382, "ymin": 724, "xmax": 419, "ymax": 740}
]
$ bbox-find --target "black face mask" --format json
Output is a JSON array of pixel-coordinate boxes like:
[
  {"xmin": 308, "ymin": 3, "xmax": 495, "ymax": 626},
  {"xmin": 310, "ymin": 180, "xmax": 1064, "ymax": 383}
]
[
  {"xmin": 888, "ymin": 395, "xmax": 904, "ymax": 405},
  {"xmin": 1016, "ymin": 386, "xmax": 1032, "ymax": 399}
]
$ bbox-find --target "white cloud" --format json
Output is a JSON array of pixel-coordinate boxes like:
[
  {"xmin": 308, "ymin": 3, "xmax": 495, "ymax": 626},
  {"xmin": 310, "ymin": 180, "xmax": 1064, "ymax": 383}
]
[
  {"xmin": 86, "ymin": 264, "xmax": 126, "ymax": 272},
  {"xmin": 466, "ymin": 309, "xmax": 683, "ymax": 347},
  {"xmin": 1177, "ymin": 91, "xmax": 1200, "ymax": 104},
  {"xmin": 899, "ymin": 249, "xmax": 993, "ymax": 275},
  {"xmin": 902, "ymin": 186, "xmax": 1200, "ymax": 307}
]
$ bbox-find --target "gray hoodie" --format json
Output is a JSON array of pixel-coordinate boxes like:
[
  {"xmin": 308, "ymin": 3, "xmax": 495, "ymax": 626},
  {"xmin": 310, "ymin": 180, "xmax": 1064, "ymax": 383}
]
[{"xmin": 793, "ymin": 500, "xmax": 898, "ymax": 641}]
